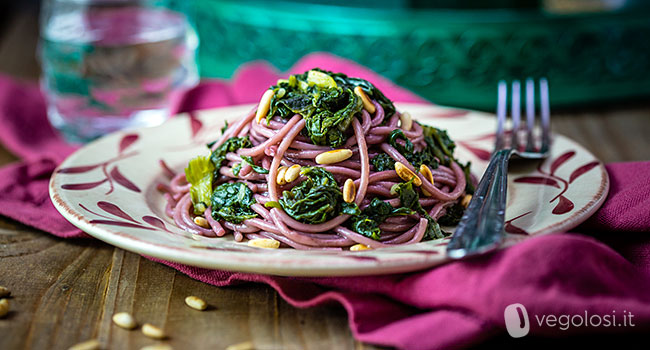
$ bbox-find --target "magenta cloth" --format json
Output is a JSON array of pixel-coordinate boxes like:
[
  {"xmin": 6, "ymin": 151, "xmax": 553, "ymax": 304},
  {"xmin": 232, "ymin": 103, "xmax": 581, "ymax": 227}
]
[{"xmin": 1, "ymin": 53, "xmax": 649, "ymax": 349}]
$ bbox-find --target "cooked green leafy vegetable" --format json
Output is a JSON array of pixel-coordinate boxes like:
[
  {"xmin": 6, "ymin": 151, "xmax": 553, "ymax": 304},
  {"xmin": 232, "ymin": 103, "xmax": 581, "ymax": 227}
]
[
  {"xmin": 240, "ymin": 155, "xmax": 269, "ymax": 174},
  {"xmin": 437, "ymin": 202, "xmax": 465, "ymax": 226},
  {"xmin": 184, "ymin": 156, "xmax": 215, "ymax": 215},
  {"xmin": 210, "ymin": 182, "xmax": 258, "ymax": 224},
  {"xmin": 231, "ymin": 162, "xmax": 242, "ymax": 176},
  {"xmin": 326, "ymin": 70, "xmax": 396, "ymax": 119},
  {"xmin": 347, "ymin": 198, "xmax": 414, "ymax": 240},
  {"xmin": 370, "ymin": 153, "xmax": 396, "ymax": 172},
  {"xmin": 279, "ymin": 167, "xmax": 359, "ymax": 224},
  {"xmin": 209, "ymin": 136, "xmax": 253, "ymax": 169},
  {"xmin": 421, "ymin": 124, "xmax": 475, "ymax": 194},
  {"xmin": 386, "ymin": 124, "xmax": 475, "ymax": 195},
  {"xmin": 421, "ymin": 125, "xmax": 455, "ymax": 166},
  {"xmin": 265, "ymin": 69, "xmax": 395, "ymax": 147},
  {"xmin": 388, "ymin": 129, "xmax": 439, "ymax": 170},
  {"xmin": 392, "ymin": 181, "xmax": 447, "ymax": 240},
  {"xmin": 461, "ymin": 162, "xmax": 475, "ymax": 195}
]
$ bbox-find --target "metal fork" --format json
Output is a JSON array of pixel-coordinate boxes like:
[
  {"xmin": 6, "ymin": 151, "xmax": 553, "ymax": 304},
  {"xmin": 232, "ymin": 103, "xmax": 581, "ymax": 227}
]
[{"xmin": 446, "ymin": 78, "xmax": 551, "ymax": 259}]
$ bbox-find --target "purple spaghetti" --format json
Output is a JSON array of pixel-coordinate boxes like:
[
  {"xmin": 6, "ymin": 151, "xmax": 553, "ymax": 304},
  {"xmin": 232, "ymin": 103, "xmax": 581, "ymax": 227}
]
[{"xmin": 160, "ymin": 69, "xmax": 474, "ymax": 250}]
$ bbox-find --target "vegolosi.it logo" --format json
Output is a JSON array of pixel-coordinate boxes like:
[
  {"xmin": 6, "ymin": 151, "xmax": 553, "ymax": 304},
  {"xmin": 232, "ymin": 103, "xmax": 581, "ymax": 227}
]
[
  {"xmin": 504, "ymin": 303, "xmax": 635, "ymax": 338},
  {"xmin": 504, "ymin": 303, "xmax": 530, "ymax": 338}
]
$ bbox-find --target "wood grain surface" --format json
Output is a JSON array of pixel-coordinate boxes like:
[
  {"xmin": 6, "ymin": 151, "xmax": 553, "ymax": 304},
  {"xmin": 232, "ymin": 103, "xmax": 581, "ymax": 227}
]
[{"xmin": 0, "ymin": 5, "xmax": 649, "ymax": 350}]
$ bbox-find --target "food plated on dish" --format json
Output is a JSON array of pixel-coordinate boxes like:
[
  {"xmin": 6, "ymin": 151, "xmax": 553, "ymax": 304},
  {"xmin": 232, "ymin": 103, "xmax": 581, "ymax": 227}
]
[
  {"xmin": 161, "ymin": 69, "xmax": 475, "ymax": 250},
  {"xmin": 49, "ymin": 68, "xmax": 608, "ymax": 275}
]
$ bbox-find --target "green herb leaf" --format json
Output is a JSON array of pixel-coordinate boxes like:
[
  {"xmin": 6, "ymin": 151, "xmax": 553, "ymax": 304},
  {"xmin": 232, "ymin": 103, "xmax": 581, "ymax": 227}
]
[
  {"xmin": 184, "ymin": 156, "xmax": 215, "ymax": 215},
  {"xmin": 264, "ymin": 201, "xmax": 282, "ymax": 209},
  {"xmin": 279, "ymin": 167, "xmax": 359, "ymax": 224},
  {"xmin": 326, "ymin": 69, "xmax": 396, "ymax": 121},
  {"xmin": 421, "ymin": 124, "xmax": 456, "ymax": 166},
  {"xmin": 209, "ymin": 137, "xmax": 253, "ymax": 170},
  {"xmin": 267, "ymin": 69, "xmax": 394, "ymax": 147},
  {"xmin": 461, "ymin": 161, "xmax": 475, "ymax": 195},
  {"xmin": 307, "ymin": 69, "xmax": 337, "ymax": 89},
  {"xmin": 210, "ymin": 182, "xmax": 258, "ymax": 224},
  {"xmin": 385, "ymin": 125, "xmax": 474, "ymax": 195},
  {"xmin": 437, "ymin": 202, "xmax": 466, "ymax": 226},
  {"xmin": 240, "ymin": 155, "xmax": 269, "ymax": 174},
  {"xmin": 232, "ymin": 163, "xmax": 242, "ymax": 176},
  {"xmin": 347, "ymin": 198, "xmax": 414, "ymax": 240},
  {"xmin": 370, "ymin": 153, "xmax": 396, "ymax": 172},
  {"xmin": 421, "ymin": 123, "xmax": 474, "ymax": 194},
  {"xmin": 349, "ymin": 217, "xmax": 382, "ymax": 240},
  {"xmin": 393, "ymin": 181, "xmax": 447, "ymax": 240},
  {"xmin": 341, "ymin": 201, "xmax": 362, "ymax": 216},
  {"xmin": 388, "ymin": 129, "xmax": 439, "ymax": 170}
]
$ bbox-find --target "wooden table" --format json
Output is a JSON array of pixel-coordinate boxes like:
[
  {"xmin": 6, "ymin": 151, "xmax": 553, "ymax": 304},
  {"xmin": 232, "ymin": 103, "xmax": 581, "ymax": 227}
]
[{"xmin": 1, "ymin": 6, "xmax": 649, "ymax": 350}]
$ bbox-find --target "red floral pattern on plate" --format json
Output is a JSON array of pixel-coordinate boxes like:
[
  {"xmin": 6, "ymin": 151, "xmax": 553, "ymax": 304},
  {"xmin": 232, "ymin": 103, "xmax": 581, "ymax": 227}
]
[
  {"xmin": 514, "ymin": 151, "xmax": 601, "ymax": 215},
  {"xmin": 59, "ymin": 133, "xmax": 141, "ymax": 194},
  {"xmin": 80, "ymin": 201, "xmax": 174, "ymax": 234}
]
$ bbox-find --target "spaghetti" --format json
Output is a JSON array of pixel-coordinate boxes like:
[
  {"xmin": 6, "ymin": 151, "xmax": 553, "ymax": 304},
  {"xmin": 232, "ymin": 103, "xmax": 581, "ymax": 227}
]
[{"xmin": 161, "ymin": 69, "xmax": 474, "ymax": 250}]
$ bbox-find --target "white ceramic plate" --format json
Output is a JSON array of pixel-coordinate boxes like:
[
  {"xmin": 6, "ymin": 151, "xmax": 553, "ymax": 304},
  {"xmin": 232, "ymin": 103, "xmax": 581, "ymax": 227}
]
[{"xmin": 49, "ymin": 103, "xmax": 609, "ymax": 276}]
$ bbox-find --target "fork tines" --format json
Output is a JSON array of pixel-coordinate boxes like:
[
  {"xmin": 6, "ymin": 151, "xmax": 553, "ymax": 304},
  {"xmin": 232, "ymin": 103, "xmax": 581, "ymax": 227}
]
[{"xmin": 496, "ymin": 78, "xmax": 550, "ymax": 158}]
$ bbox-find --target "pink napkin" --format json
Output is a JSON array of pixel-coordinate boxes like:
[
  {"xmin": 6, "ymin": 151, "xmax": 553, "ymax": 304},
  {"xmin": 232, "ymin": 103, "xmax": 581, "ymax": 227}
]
[{"xmin": 1, "ymin": 53, "xmax": 649, "ymax": 349}]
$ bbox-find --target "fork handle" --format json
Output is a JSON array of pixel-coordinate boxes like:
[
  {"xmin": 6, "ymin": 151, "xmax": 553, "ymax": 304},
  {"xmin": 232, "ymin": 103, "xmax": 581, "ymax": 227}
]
[{"xmin": 446, "ymin": 149, "xmax": 512, "ymax": 259}]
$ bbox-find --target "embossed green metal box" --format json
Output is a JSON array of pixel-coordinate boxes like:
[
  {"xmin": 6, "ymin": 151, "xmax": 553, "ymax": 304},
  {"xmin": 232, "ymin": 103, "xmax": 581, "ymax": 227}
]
[{"xmin": 172, "ymin": 1, "xmax": 650, "ymax": 110}]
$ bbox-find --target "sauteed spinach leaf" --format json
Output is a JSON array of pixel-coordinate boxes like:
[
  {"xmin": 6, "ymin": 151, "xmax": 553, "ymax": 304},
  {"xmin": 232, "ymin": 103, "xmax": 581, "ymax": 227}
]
[
  {"xmin": 392, "ymin": 181, "xmax": 446, "ymax": 240},
  {"xmin": 210, "ymin": 182, "xmax": 258, "ymax": 224},
  {"xmin": 264, "ymin": 69, "xmax": 395, "ymax": 147},
  {"xmin": 209, "ymin": 136, "xmax": 252, "ymax": 170},
  {"xmin": 278, "ymin": 167, "xmax": 359, "ymax": 224},
  {"xmin": 347, "ymin": 198, "xmax": 414, "ymax": 240},
  {"xmin": 370, "ymin": 153, "xmax": 396, "ymax": 172}
]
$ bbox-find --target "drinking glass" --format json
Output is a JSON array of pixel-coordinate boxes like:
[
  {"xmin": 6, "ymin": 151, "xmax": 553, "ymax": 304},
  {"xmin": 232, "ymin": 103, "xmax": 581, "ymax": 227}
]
[{"xmin": 39, "ymin": 0, "xmax": 199, "ymax": 143}]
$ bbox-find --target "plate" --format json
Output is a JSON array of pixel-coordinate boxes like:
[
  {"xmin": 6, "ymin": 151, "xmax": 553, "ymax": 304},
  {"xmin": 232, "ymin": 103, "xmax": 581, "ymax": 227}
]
[{"xmin": 49, "ymin": 103, "xmax": 609, "ymax": 276}]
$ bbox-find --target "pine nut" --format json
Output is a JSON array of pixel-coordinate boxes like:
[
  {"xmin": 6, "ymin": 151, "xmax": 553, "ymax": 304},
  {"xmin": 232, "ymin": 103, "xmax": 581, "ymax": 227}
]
[
  {"xmin": 284, "ymin": 164, "xmax": 301, "ymax": 183},
  {"xmin": 67, "ymin": 339, "xmax": 100, "ymax": 350},
  {"xmin": 112, "ymin": 312, "xmax": 137, "ymax": 329},
  {"xmin": 276, "ymin": 166, "xmax": 288, "ymax": 185},
  {"xmin": 276, "ymin": 87, "xmax": 286, "ymax": 98},
  {"xmin": 315, "ymin": 149, "xmax": 353, "ymax": 165},
  {"xmin": 226, "ymin": 341, "xmax": 254, "ymax": 350},
  {"xmin": 184, "ymin": 296, "xmax": 207, "ymax": 311},
  {"xmin": 247, "ymin": 238, "xmax": 280, "ymax": 249},
  {"xmin": 193, "ymin": 216, "xmax": 210, "ymax": 228},
  {"xmin": 400, "ymin": 111, "xmax": 413, "ymax": 131},
  {"xmin": 419, "ymin": 164, "xmax": 434, "ymax": 196},
  {"xmin": 0, "ymin": 298, "xmax": 9, "ymax": 318},
  {"xmin": 394, "ymin": 162, "xmax": 422, "ymax": 186},
  {"xmin": 255, "ymin": 89, "xmax": 275, "ymax": 123},
  {"xmin": 140, "ymin": 345, "xmax": 173, "ymax": 350},
  {"xmin": 350, "ymin": 244, "xmax": 371, "ymax": 251},
  {"xmin": 343, "ymin": 179, "xmax": 356, "ymax": 203},
  {"xmin": 142, "ymin": 323, "xmax": 166, "ymax": 339},
  {"xmin": 354, "ymin": 86, "xmax": 376, "ymax": 114},
  {"xmin": 461, "ymin": 194, "xmax": 472, "ymax": 208},
  {"xmin": 0, "ymin": 286, "xmax": 10, "ymax": 298},
  {"xmin": 419, "ymin": 164, "xmax": 434, "ymax": 183}
]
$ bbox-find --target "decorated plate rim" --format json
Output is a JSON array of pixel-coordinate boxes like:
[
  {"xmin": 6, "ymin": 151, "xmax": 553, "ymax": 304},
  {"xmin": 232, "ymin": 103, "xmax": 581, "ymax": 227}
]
[{"xmin": 49, "ymin": 103, "xmax": 609, "ymax": 276}]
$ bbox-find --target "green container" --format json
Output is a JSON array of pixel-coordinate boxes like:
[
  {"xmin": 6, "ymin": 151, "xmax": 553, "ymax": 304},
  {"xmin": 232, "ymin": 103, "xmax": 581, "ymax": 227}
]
[{"xmin": 172, "ymin": 0, "xmax": 650, "ymax": 110}]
